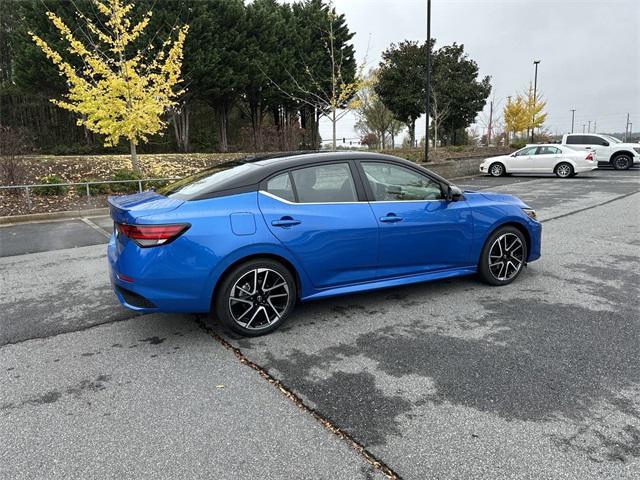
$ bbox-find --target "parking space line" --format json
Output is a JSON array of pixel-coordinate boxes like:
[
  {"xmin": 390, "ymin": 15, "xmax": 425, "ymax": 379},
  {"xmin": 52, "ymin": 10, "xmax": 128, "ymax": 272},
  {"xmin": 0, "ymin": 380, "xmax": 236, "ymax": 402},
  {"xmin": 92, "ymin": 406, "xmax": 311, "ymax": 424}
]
[
  {"xmin": 196, "ymin": 317, "xmax": 401, "ymax": 479},
  {"xmin": 542, "ymin": 190, "xmax": 640, "ymax": 223},
  {"xmin": 80, "ymin": 217, "xmax": 111, "ymax": 238}
]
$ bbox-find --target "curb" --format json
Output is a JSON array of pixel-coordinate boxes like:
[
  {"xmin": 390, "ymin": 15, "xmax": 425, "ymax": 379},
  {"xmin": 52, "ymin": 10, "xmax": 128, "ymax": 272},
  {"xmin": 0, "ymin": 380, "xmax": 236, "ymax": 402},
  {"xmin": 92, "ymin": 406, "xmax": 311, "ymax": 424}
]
[{"xmin": 0, "ymin": 207, "xmax": 109, "ymax": 226}]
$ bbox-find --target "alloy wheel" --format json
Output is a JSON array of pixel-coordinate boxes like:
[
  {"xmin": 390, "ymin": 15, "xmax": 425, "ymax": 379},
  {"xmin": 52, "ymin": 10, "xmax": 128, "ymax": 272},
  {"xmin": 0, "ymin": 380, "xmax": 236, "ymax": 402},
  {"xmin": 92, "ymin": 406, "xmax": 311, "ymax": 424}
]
[
  {"xmin": 488, "ymin": 233, "xmax": 524, "ymax": 281},
  {"xmin": 228, "ymin": 268, "xmax": 290, "ymax": 330},
  {"xmin": 490, "ymin": 164, "xmax": 504, "ymax": 176},
  {"xmin": 556, "ymin": 164, "xmax": 572, "ymax": 178}
]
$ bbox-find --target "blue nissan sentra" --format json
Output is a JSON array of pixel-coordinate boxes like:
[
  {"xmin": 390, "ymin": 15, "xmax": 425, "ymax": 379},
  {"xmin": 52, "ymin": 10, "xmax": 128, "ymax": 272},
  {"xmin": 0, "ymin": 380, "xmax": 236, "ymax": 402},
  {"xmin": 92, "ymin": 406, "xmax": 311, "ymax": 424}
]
[{"xmin": 108, "ymin": 151, "xmax": 541, "ymax": 336}]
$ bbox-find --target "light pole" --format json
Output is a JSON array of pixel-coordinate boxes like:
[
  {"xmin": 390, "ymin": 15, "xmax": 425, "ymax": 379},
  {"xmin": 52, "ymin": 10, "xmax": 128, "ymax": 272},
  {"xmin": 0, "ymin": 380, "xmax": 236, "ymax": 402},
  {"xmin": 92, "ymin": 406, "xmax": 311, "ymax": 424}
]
[
  {"xmin": 424, "ymin": 0, "xmax": 432, "ymax": 162},
  {"xmin": 570, "ymin": 109, "xmax": 575, "ymax": 133},
  {"xmin": 531, "ymin": 60, "xmax": 540, "ymax": 143}
]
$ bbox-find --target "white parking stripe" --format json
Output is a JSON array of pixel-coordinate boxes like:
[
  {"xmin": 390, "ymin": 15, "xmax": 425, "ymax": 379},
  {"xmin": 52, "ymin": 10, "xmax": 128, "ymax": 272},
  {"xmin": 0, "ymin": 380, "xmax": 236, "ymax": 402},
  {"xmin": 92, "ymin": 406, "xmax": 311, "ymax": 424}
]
[{"xmin": 80, "ymin": 216, "xmax": 111, "ymax": 238}]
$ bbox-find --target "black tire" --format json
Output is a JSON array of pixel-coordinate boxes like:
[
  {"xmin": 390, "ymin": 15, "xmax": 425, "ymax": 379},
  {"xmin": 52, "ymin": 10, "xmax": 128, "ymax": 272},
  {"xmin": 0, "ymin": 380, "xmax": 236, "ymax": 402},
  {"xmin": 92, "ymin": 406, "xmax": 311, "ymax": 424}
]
[
  {"xmin": 554, "ymin": 162, "xmax": 573, "ymax": 178},
  {"xmin": 214, "ymin": 258, "xmax": 297, "ymax": 336},
  {"xmin": 611, "ymin": 154, "xmax": 632, "ymax": 170},
  {"xmin": 489, "ymin": 162, "xmax": 505, "ymax": 177},
  {"xmin": 478, "ymin": 226, "xmax": 528, "ymax": 286}
]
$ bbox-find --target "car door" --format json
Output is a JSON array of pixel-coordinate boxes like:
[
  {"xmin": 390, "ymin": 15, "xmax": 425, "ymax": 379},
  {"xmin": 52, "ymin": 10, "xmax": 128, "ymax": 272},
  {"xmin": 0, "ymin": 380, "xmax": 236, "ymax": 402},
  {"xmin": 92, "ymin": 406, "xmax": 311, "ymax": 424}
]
[
  {"xmin": 359, "ymin": 161, "xmax": 474, "ymax": 278},
  {"xmin": 258, "ymin": 162, "xmax": 379, "ymax": 289},
  {"xmin": 533, "ymin": 146, "xmax": 562, "ymax": 172},
  {"xmin": 508, "ymin": 146, "xmax": 539, "ymax": 171}
]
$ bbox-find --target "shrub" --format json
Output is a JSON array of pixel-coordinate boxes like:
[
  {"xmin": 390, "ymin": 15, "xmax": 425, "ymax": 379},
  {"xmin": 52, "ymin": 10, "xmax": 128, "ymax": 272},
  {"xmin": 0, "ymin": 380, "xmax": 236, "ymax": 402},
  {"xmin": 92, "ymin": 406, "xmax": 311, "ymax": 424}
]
[
  {"xmin": 32, "ymin": 175, "xmax": 68, "ymax": 196},
  {"xmin": 110, "ymin": 168, "xmax": 145, "ymax": 193},
  {"xmin": 510, "ymin": 141, "xmax": 527, "ymax": 150}
]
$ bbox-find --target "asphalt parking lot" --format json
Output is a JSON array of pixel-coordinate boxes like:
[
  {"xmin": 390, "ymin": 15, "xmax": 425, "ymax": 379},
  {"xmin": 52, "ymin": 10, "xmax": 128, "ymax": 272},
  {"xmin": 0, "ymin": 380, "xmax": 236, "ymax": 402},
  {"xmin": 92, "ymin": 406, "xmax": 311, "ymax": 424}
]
[{"xmin": 1, "ymin": 168, "xmax": 639, "ymax": 479}]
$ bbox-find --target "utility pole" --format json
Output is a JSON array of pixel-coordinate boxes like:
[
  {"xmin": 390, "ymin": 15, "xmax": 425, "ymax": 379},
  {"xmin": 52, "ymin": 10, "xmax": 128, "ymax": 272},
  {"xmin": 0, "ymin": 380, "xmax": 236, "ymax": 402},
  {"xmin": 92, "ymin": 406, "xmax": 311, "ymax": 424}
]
[
  {"xmin": 424, "ymin": 0, "xmax": 432, "ymax": 162},
  {"xmin": 588, "ymin": 120, "xmax": 591, "ymax": 133},
  {"xmin": 487, "ymin": 100, "xmax": 493, "ymax": 146},
  {"xmin": 582, "ymin": 124, "xmax": 586, "ymax": 133},
  {"xmin": 593, "ymin": 120, "xmax": 596, "ymax": 133},
  {"xmin": 570, "ymin": 109, "xmax": 576, "ymax": 133},
  {"xmin": 625, "ymin": 113, "xmax": 630, "ymax": 141},
  {"xmin": 531, "ymin": 60, "xmax": 540, "ymax": 143}
]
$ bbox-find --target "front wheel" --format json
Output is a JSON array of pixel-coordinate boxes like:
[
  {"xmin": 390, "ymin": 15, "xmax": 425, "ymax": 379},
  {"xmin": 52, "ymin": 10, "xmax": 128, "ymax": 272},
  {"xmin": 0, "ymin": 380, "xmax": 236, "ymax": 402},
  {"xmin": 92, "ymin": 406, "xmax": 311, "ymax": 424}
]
[
  {"xmin": 214, "ymin": 259, "xmax": 297, "ymax": 336},
  {"xmin": 554, "ymin": 162, "xmax": 573, "ymax": 178},
  {"xmin": 478, "ymin": 226, "xmax": 527, "ymax": 286},
  {"xmin": 489, "ymin": 163, "xmax": 505, "ymax": 177},
  {"xmin": 612, "ymin": 154, "xmax": 631, "ymax": 170}
]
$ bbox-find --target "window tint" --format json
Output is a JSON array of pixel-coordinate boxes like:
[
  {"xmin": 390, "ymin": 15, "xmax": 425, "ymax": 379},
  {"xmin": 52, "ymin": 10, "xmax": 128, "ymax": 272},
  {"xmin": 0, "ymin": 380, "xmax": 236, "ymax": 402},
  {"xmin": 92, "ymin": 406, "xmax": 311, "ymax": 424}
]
[
  {"xmin": 565, "ymin": 135, "xmax": 583, "ymax": 145},
  {"xmin": 584, "ymin": 135, "xmax": 607, "ymax": 146},
  {"xmin": 266, "ymin": 172, "xmax": 295, "ymax": 202},
  {"xmin": 159, "ymin": 162, "xmax": 255, "ymax": 199},
  {"xmin": 515, "ymin": 146, "xmax": 538, "ymax": 156},
  {"xmin": 291, "ymin": 163, "xmax": 357, "ymax": 203},
  {"xmin": 362, "ymin": 162, "xmax": 443, "ymax": 201},
  {"xmin": 536, "ymin": 146, "xmax": 560, "ymax": 155}
]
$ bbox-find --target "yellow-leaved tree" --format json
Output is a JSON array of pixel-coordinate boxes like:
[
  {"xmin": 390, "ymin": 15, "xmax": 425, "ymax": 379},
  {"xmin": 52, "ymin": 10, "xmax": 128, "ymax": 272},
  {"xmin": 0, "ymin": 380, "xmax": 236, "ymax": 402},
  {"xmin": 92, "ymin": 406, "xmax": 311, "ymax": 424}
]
[
  {"xmin": 30, "ymin": 0, "xmax": 188, "ymax": 172},
  {"xmin": 503, "ymin": 83, "xmax": 547, "ymax": 142}
]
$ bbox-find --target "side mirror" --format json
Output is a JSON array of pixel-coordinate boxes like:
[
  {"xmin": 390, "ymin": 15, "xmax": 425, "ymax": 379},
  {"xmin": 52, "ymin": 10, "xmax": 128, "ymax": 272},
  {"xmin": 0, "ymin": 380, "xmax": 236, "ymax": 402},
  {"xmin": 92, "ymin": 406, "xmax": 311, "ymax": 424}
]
[
  {"xmin": 601, "ymin": 141, "xmax": 609, "ymax": 146},
  {"xmin": 445, "ymin": 185, "xmax": 463, "ymax": 202}
]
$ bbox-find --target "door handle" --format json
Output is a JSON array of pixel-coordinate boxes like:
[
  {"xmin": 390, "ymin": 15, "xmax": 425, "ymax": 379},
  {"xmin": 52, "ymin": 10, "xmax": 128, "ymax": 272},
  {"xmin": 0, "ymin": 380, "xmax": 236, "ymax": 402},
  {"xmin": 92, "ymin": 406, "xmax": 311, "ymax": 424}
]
[
  {"xmin": 271, "ymin": 217, "xmax": 301, "ymax": 227},
  {"xmin": 379, "ymin": 214, "xmax": 403, "ymax": 223}
]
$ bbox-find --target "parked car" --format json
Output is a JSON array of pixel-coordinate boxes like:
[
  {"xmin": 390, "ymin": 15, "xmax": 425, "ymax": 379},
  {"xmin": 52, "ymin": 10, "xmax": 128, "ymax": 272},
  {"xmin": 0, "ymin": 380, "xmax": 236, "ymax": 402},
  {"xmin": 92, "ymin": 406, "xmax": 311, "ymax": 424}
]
[
  {"xmin": 108, "ymin": 152, "xmax": 541, "ymax": 336},
  {"xmin": 561, "ymin": 133, "xmax": 640, "ymax": 170},
  {"xmin": 479, "ymin": 144, "xmax": 597, "ymax": 178}
]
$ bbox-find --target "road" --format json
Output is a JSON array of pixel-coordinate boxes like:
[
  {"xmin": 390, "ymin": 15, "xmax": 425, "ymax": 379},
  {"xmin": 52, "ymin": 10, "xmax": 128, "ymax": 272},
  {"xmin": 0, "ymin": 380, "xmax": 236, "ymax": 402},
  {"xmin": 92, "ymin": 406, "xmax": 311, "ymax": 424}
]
[{"xmin": 1, "ymin": 169, "xmax": 639, "ymax": 479}]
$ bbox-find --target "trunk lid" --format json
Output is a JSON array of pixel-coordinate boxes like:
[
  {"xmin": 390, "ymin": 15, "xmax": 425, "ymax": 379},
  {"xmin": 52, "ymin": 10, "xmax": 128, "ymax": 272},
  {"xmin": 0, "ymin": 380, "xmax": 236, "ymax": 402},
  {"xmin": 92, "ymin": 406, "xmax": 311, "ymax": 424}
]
[{"xmin": 108, "ymin": 191, "xmax": 184, "ymax": 224}]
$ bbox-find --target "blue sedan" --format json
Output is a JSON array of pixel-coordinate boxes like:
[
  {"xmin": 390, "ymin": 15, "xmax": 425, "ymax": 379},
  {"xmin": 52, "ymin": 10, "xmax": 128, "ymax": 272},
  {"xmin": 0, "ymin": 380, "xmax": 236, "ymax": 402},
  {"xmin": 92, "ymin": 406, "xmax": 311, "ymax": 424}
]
[{"xmin": 108, "ymin": 152, "xmax": 541, "ymax": 336}]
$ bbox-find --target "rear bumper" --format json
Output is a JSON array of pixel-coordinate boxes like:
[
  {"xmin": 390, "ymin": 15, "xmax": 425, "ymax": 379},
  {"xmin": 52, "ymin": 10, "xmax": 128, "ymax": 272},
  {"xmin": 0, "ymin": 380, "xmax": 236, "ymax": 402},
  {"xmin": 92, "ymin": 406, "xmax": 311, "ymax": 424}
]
[
  {"xmin": 108, "ymin": 234, "xmax": 213, "ymax": 314},
  {"xmin": 574, "ymin": 164, "xmax": 598, "ymax": 173}
]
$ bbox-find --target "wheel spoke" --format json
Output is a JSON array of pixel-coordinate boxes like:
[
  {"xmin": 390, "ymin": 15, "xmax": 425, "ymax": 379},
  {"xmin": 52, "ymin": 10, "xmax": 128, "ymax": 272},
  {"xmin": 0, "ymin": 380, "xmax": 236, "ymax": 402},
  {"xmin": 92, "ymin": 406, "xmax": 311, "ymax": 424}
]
[
  {"xmin": 264, "ymin": 282, "xmax": 286, "ymax": 292},
  {"xmin": 230, "ymin": 296, "xmax": 252, "ymax": 305}
]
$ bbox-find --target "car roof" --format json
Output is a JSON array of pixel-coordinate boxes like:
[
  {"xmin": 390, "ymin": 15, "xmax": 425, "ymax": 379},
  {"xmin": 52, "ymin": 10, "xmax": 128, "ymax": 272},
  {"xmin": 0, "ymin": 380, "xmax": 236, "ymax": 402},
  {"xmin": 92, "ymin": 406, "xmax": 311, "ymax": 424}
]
[{"xmin": 171, "ymin": 151, "xmax": 451, "ymax": 201}]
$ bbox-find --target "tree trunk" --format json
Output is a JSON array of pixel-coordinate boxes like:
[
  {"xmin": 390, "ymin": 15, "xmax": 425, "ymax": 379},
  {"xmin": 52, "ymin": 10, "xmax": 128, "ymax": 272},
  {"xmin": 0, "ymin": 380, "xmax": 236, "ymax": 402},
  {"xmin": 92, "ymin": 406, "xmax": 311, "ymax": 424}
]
[
  {"xmin": 409, "ymin": 119, "xmax": 416, "ymax": 148},
  {"xmin": 217, "ymin": 105, "xmax": 228, "ymax": 152},
  {"xmin": 172, "ymin": 104, "xmax": 190, "ymax": 152},
  {"xmin": 130, "ymin": 140, "xmax": 140, "ymax": 173},
  {"xmin": 331, "ymin": 107, "xmax": 336, "ymax": 150}
]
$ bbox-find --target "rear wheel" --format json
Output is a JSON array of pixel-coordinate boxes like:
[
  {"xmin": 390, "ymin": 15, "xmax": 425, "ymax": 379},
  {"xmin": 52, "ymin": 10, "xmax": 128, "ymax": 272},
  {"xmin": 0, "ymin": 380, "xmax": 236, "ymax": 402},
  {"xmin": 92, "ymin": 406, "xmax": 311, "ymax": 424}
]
[
  {"xmin": 611, "ymin": 154, "xmax": 631, "ymax": 170},
  {"xmin": 478, "ymin": 226, "xmax": 527, "ymax": 286},
  {"xmin": 215, "ymin": 259, "xmax": 296, "ymax": 336},
  {"xmin": 489, "ymin": 163, "xmax": 505, "ymax": 177},
  {"xmin": 554, "ymin": 162, "xmax": 573, "ymax": 178}
]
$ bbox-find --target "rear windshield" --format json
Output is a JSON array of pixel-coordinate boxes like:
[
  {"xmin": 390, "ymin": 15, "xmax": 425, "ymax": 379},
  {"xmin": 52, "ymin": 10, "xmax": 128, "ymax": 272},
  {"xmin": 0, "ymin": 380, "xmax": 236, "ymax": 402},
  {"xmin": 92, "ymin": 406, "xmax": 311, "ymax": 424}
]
[{"xmin": 158, "ymin": 162, "xmax": 257, "ymax": 199}]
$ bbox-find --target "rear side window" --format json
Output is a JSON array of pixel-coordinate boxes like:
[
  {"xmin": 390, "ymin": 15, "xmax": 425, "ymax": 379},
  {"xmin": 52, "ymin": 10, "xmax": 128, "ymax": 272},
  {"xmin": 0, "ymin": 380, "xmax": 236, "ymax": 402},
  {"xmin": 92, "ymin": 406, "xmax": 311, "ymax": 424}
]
[
  {"xmin": 565, "ymin": 135, "xmax": 583, "ymax": 144},
  {"xmin": 291, "ymin": 163, "xmax": 357, "ymax": 203},
  {"xmin": 537, "ymin": 146, "xmax": 560, "ymax": 155},
  {"xmin": 266, "ymin": 173, "xmax": 295, "ymax": 202}
]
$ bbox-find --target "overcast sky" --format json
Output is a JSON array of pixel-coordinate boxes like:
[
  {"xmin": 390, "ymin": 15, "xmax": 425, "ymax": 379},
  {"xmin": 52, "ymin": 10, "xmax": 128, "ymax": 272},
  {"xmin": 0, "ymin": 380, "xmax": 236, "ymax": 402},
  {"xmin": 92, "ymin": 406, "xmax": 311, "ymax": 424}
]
[{"xmin": 318, "ymin": 0, "xmax": 640, "ymax": 145}]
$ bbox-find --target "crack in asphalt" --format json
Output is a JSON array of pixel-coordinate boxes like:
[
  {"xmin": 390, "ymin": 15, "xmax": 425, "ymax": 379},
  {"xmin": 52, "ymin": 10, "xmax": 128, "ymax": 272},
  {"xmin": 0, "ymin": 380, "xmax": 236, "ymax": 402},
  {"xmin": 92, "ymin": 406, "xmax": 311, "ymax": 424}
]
[{"xmin": 194, "ymin": 316, "xmax": 404, "ymax": 480}]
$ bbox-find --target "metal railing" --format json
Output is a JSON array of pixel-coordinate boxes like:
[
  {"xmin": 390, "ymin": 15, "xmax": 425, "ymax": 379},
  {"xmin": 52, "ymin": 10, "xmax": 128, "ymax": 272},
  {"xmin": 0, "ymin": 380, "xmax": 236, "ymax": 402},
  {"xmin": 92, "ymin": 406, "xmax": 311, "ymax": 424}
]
[{"xmin": 0, "ymin": 177, "xmax": 180, "ymax": 209}]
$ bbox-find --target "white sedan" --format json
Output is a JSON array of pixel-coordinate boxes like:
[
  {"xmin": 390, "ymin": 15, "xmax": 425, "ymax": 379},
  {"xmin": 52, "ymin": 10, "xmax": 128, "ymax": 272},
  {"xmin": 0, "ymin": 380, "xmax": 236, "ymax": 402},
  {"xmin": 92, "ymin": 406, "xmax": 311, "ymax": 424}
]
[{"xmin": 479, "ymin": 144, "xmax": 598, "ymax": 178}]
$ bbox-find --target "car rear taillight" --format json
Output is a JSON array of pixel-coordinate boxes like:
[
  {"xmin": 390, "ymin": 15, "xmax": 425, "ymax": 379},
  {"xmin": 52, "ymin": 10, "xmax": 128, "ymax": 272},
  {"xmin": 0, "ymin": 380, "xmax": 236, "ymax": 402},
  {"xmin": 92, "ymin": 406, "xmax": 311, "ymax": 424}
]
[
  {"xmin": 116, "ymin": 223, "xmax": 189, "ymax": 247},
  {"xmin": 585, "ymin": 152, "xmax": 594, "ymax": 161}
]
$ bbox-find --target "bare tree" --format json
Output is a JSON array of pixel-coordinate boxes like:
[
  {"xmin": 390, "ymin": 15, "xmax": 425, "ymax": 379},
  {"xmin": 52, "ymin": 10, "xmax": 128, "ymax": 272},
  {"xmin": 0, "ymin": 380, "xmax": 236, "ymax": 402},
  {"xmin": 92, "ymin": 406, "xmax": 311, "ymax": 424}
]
[
  {"xmin": 430, "ymin": 91, "xmax": 450, "ymax": 150},
  {"xmin": 263, "ymin": 8, "xmax": 361, "ymax": 150}
]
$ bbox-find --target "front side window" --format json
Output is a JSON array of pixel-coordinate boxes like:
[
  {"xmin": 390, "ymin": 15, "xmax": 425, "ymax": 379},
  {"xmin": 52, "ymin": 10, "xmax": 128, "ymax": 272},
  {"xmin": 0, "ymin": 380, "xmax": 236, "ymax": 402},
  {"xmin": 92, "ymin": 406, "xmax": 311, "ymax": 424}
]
[
  {"xmin": 584, "ymin": 135, "xmax": 607, "ymax": 146},
  {"xmin": 291, "ymin": 163, "xmax": 357, "ymax": 203},
  {"xmin": 266, "ymin": 172, "xmax": 295, "ymax": 202},
  {"xmin": 362, "ymin": 162, "xmax": 443, "ymax": 201},
  {"xmin": 515, "ymin": 146, "xmax": 538, "ymax": 156}
]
